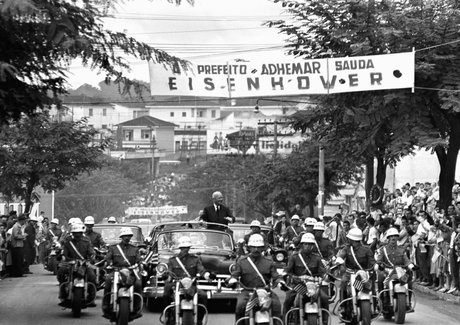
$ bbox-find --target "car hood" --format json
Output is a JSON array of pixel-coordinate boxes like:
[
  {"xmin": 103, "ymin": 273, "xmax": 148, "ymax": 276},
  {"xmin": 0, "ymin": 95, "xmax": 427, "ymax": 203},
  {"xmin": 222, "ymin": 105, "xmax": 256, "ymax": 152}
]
[{"xmin": 158, "ymin": 251, "xmax": 236, "ymax": 274}]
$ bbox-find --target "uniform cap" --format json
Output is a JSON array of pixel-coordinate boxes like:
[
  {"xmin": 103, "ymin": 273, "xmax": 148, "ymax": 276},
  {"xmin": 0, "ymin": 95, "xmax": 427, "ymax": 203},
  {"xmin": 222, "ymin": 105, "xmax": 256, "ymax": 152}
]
[
  {"xmin": 305, "ymin": 217, "xmax": 317, "ymax": 226},
  {"xmin": 108, "ymin": 216, "xmax": 117, "ymax": 223},
  {"xmin": 386, "ymin": 227, "xmax": 399, "ymax": 238},
  {"xmin": 177, "ymin": 236, "xmax": 192, "ymax": 248},
  {"xmin": 250, "ymin": 220, "xmax": 261, "ymax": 227},
  {"xmin": 84, "ymin": 216, "xmax": 95, "ymax": 225},
  {"xmin": 346, "ymin": 228, "xmax": 363, "ymax": 241},
  {"xmin": 291, "ymin": 215, "xmax": 300, "ymax": 221},
  {"xmin": 300, "ymin": 232, "xmax": 316, "ymax": 244},
  {"xmin": 276, "ymin": 211, "xmax": 286, "ymax": 217},
  {"xmin": 119, "ymin": 227, "xmax": 134, "ymax": 237},
  {"xmin": 247, "ymin": 233, "xmax": 265, "ymax": 247},
  {"xmin": 29, "ymin": 215, "xmax": 39, "ymax": 222},
  {"xmin": 313, "ymin": 222, "xmax": 325, "ymax": 231},
  {"xmin": 51, "ymin": 218, "xmax": 59, "ymax": 225},
  {"xmin": 71, "ymin": 223, "xmax": 85, "ymax": 233}
]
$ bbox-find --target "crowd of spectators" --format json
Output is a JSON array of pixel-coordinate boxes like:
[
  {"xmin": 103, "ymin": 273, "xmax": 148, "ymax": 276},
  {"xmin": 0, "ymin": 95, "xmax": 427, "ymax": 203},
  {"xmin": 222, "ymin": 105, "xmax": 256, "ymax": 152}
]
[{"xmin": 267, "ymin": 181, "xmax": 460, "ymax": 296}]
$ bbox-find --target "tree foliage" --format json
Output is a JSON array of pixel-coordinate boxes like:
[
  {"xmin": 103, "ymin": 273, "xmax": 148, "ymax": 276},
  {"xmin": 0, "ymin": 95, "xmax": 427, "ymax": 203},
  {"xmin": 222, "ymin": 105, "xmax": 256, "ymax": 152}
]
[
  {"xmin": 268, "ymin": 0, "xmax": 460, "ymax": 209},
  {"xmin": 0, "ymin": 0, "xmax": 190, "ymax": 123},
  {"xmin": 55, "ymin": 166, "xmax": 143, "ymax": 223},
  {"xmin": 0, "ymin": 113, "xmax": 108, "ymax": 211}
]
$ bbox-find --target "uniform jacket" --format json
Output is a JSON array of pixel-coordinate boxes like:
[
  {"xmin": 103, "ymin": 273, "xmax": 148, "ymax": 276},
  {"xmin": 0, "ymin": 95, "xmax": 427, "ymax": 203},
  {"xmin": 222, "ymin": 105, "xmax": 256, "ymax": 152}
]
[
  {"xmin": 85, "ymin": 230, "xmax": 105, "ymax": 249},
  {"xmin": 316, "ymin": 237, "xmax": 334, "ymax": 260},
  {"xmin": 63, "ymin": 236, "xmax": 95, "ymax": 261},
  {"xmin": 105, "ymin": 242, "xmax": 140, "ymax": 266},
  {"xmin": 283, "ymin": 225, "xmax": 303, "ymax": 243},
  {"xmin": 338, "ymin": 244, "xmax": 375, "ymax": 270},
  {"xmin": 285, "ymin": 252, "xmax": 326, "ymax": 278},
  {"xmin": 375, "ymin": 244, "xmax": 410, "ymax": 267},
  {"xmin": 231, "ymin": 255, "xmax": 282, "ymax": 288},
  {"xmin": 167, "ymin": 253, "xmax": 205, "ymax": 278}
]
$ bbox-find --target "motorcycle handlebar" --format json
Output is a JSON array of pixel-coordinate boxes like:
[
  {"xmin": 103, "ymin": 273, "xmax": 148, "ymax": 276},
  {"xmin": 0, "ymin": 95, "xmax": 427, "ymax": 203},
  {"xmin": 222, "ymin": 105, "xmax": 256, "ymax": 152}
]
[{"xmin": 106, "ymin": 263, "xmax": 139, "ymax": 271}]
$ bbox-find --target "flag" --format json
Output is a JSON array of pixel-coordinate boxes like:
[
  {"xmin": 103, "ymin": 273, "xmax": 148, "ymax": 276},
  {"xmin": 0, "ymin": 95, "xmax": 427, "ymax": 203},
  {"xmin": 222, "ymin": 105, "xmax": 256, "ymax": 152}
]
[
  {"xmin": 245, "ymin": 295, "xmax": 259, "ymax": 313},
  {"xmin": 293, "ymin": 283, "xmax": 309, "ymax": 296},
  {"xmin": 353, "ymin": 274, "xmax": 365, "ymax": 292}
]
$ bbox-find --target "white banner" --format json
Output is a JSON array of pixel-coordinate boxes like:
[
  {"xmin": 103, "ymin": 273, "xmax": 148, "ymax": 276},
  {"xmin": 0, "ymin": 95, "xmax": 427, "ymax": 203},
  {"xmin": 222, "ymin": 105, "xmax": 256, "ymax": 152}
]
[
  {"xmin": 125, "ymin": 205, "xmax": 188, "ymax": 216},
  {"xmin": 149, "ymin": 52, "xmax": 414, "ymax": 97}
]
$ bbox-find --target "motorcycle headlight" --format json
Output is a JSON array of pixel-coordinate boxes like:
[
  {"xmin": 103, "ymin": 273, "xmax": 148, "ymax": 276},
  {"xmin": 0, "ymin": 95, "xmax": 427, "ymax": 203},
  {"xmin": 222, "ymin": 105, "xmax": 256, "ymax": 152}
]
[
  {"xmin": 275, "ymin": 252, "xmax": 285, "ymax": 262},
  {"xmin": 119, "ymin": 268, "xmax": 130, "ymax": 282},
  {"xmin": 156, "ymin": 263, "xmax": 168, "ymax": 276},
  {"xmin": 180, "ymin": 277, "xmax": 193, "ymax": 290},
  {"xmin": 356, "ymin": 270, "xmax": 369, "ymax": 282},
  {"xmin": 306, "ymin": 282, "xmax": 318, "ymax": 297}
]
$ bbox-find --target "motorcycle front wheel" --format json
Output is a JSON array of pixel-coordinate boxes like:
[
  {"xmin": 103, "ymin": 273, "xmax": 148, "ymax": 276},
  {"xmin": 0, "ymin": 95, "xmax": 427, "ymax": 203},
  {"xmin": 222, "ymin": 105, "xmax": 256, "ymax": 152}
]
[
  {"xmin": 394, "ymin": 293, "xmax": 406, "ymax": 324},
  {"xmin": 359, "ymin": 300, "xmax": 371, "ymax": 325},
  {"xmin": 182, "ymin": 310, "xmax": 194, "ymax": 325},
  {"xmin": 117, "ymin": 298, "xmax": 130, "ymax": 325},
  {"xmin": 71, "ymin": 287, "xmax": 83, "ymax": 318}
]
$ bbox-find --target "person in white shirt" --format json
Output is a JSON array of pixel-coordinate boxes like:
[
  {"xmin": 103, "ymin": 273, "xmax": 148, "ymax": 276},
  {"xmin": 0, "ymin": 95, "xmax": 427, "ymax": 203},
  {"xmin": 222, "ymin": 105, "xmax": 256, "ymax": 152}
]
[
  {"xmin": 415, "ymin": 211, "xmax": 432, "ymax": 285},
  {"xmin": 366, "ymin": 216, "xmax": 379, "ymax": 252}
]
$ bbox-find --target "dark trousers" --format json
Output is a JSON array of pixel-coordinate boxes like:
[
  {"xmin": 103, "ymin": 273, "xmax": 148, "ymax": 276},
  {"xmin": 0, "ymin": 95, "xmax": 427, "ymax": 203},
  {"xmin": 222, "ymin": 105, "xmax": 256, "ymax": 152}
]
[
  {"xmin": 450, "ymin": 251, "xmax": 460, "ymax": 289},
  {"xmin": 11, "ymin": 247, "xmax": 24, "ymax": 277},
  {"xmin": 102, "ymin": 275, "xmax": 142, "ymax": 315},
  {"xmin": 416, "ymin": 244, "xmax": 430, "ymax": 282},
  {"xmin": 163, "ymin": 281, "xmax": 207, "ymax": 325},
  {"xmin": 283, "ymin": 288, "xmax": 329, "ymax": 324},
  {"xmin": 235, "ymin": 290, "xmax": 282, "ymax": 323}
]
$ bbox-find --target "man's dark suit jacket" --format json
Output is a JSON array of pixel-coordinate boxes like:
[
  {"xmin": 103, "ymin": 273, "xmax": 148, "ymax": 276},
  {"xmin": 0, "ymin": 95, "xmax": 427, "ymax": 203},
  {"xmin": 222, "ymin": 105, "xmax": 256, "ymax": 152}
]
[{"xmin": 200, "ymin": 204, "xmax": 235, "ymax": 230}]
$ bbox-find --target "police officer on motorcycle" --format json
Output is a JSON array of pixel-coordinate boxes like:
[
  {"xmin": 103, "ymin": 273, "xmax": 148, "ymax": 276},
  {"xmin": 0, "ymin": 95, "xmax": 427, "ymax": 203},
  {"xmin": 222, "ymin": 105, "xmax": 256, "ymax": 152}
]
[
  {"xmin": 283, "ymin": 232, "xmax": 330, "ymax": 325},
  {"xmin": 335, "ymin": 228, "xmax": 375, "ymax": 319},
  {"xmin": 312, "ymin": 222, "xmax": 334, "ymax": 261},
  {"xmin": 375, "ymin": 227, "xmax": 417, "ymax": 311},
  {"xmin": 281, "ymin": 215, "xmax": 303, "ymax": 248},
  {"xmin": 102, "ymin": 227, "xmax": 142, "ymax": 320},
  {"xmin": 228, "ymin": 233, "xmax": 287, "ymax": 323},
  {"xmin": 84, "ymin": 216, "xmax": 105, "ymax": 249},
  {"xmin": 57, "ymin": 223, "xmax": 97, "ymax": 307},
  {"xmin": 163, "ymin": 236, "xmax": 211, "ymax": 325}
]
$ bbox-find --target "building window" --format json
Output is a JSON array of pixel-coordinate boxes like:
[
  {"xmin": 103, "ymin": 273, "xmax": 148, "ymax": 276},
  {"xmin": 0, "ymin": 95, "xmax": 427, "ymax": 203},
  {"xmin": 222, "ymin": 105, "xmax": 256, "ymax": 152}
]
[
  {"xmin": 141, "ymin": 129, "xmax": 151, "ymax": 139},
  {"xmin": 134, "ymin": 110, "xmax": 149, "ymax": 118},
  {"xmin": 211, "ymin": 110, "xmax": 216, "ymax": 118},
  {"xmin": 170, "ymin": 112, "xmax": 174, "ymax": 117},
  {"xmin": 102, "ymin": 108, "xmax": 107, "ymax": 116},
  {"xmin": 197, "ymin": 110, "xmax": 204, "ymax": 118},
  {"xmin": 88, "ymin": 108, "xmax": 93, "ymax": 116},
  {"xmin": 182, "ymin": 112, "xmax": 186, "ymax": 117},
  {"xmin": 102, "ymin": 124, "xmax": 107, "ymax": 129},
  {"xmin": 123, "ymin": 130, "xmax": 133, "ymax": 141},
  {"xmin": 191, "ymin": 108, "xmax": 195, "ymax": 117}
]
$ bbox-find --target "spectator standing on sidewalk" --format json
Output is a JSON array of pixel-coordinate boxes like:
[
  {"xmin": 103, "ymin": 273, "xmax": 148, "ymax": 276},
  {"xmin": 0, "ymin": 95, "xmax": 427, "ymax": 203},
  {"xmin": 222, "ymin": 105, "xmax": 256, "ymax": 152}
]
[
  {"xmin": 24, "ymin": 215, "xmax": 38, "ymax": 274},
  {"xmin": 10, "ymin": 214, "xmax": 27, "ymax": 277}
]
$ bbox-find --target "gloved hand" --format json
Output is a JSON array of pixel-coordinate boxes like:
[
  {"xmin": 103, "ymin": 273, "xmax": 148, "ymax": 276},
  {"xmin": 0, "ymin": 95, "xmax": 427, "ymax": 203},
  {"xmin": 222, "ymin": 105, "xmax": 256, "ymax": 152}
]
[
  {"xmin": 411, "ymin": 265, "xmax": 420, "ymax": 271},
  {"xmin": 279, "ymin": 281, "xmax": 289, "ymax": 291},
  {"xmin": 227, "ymin": 278, "xmax": 238, "ymax": 289}
]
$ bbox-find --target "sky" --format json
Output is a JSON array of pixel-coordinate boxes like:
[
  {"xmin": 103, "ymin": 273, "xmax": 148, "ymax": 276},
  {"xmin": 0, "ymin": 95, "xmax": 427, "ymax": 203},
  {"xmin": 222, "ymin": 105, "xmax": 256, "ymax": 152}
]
[{"xmin": 66, "ymin": 0, "xmax": 291, "ymax": 89}]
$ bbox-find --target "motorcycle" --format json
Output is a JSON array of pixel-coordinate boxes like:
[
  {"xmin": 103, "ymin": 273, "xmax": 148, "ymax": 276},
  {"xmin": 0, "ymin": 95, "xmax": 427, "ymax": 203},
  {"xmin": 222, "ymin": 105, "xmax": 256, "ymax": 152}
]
[
  {"xmin": 94, "ymin": 247, "xmax": 108, "ymax": 290},
  {"xmin": 377, "ymin": 266, "xmax": 415, "ymax": 324},
  {"xmin": 284, "ymin": 265, "xmax": 339, "ymax": 325},
  {"xmin": 234, "ymin": 282, "xmax": 283, "ymax": 325},
  {"xmin": 44, "ymin": 241, "xmax": 62, "ymax": 275},
  {"xmin": 160, "ymin": 272, "xmax": 209, "ymax": 325},
  {"xmin": 104, "ymin": 263, "xmax": 143, "ymax": 325},
  {"xmin": 59, "ymin": 259, "xmax": 96, "ymax": 318},
  {"xmin": 333, "ymin": 269, "xmax": 381, "ymax": 325}
]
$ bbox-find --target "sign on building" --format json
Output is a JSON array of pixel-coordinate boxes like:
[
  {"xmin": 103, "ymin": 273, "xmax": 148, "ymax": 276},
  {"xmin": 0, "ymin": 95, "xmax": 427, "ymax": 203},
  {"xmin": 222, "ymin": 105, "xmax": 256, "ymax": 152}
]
[{"xmin": 149, "ymin": 52, "xmax": 414, "ymax": 97}]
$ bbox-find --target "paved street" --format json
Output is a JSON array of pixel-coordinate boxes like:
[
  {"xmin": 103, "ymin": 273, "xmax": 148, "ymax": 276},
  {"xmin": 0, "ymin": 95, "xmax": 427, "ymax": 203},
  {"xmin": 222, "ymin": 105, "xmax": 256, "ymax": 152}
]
[{"xmin": 1, "ymin": 264, "xmax": 460, "ymax": 325}]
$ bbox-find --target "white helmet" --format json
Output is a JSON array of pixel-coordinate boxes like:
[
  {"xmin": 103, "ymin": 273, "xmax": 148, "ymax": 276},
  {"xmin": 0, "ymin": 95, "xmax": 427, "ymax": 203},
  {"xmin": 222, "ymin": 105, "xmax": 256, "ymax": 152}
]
[
  {"xmin": 387, "ymin": 228, "xmax": 399, "ymax": 238},
  {"xmin": 29, "ymin": 215, "xmax": 39, "ymax": 222},
  {"xmin": 73, "ymin": 218, "xmax": 83, "ymax": 224},
  {"xmin": 177, "ymin": 236, "xmax": 192, "ymax": 248},
  {"xmin": 71, "ymin": 223, "xmax": 85, "ymax": 233},
  {"xmin": 305, "ymin": 217, "xmax": 317, "ymax": 226},
  {"xmin": 300, "ymin": 232, "xmax": 316, "ymax": 244},
  {"xmin": 291, "ymin": 215, "xmax": 300, "ymax": 221},
  {"xmin": 346, "ymin": 228, "xmax": 363, "ymax": 241},
  {"xmin": 247, "ymin": 234, "xmax": 265, "ymax": 247},
  {"xmin": 108, "ymin": 216, "xmax": 117, "ymax": 223},
  {"xmin": 51, "ymin": 218, "xmax": 59, "ymax": 225},
  {"xmin": 84, "ymin": 216, "xmax": 95, "ymax": 225},
  {"xmin": 250, "ymin": 220, "xmax": 261, "ymax": 227},
  {"xmin": 119, "ymin": 227, "xmax": 134, "ymax": 238},
  {"xmin": 313, "ymin": 222, "xmax": 325, "ymax": 231}
]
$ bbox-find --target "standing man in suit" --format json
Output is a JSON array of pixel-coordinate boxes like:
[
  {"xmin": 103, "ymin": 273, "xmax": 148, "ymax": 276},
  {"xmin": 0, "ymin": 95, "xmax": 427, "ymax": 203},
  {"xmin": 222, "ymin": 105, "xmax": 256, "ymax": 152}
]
[{"xmin": 200, "ymin": 191, "xmax": 235, "ymax": 230}]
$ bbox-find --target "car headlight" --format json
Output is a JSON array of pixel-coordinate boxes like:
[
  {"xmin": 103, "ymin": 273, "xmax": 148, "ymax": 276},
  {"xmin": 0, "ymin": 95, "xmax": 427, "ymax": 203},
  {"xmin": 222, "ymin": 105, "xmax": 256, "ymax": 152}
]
[
  {"xmin": 275, "ymin": 252, "xmax": 285, "ymax": 262},
  {"xmin": 180, "ymin": 277, "xmax": 193, "ymax": 290},
  {"xmin": 156, "ymin": 263, "xmax": 168, "ymax": 275}
]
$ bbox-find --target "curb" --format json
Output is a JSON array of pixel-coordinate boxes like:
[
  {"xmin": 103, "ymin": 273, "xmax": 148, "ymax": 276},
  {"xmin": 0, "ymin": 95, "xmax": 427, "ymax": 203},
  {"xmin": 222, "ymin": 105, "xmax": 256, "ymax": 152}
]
[{"xmin": 413, "ymin": 283, "xmax": 460, "ymax": 304}]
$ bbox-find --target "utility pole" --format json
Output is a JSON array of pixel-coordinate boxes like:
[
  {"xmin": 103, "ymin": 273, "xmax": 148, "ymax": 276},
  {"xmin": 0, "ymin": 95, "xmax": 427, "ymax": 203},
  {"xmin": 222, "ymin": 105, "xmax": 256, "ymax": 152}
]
[
  {"xmin": 273, "ymin": 120, "xmax": 278, "ymax": 158},
  {"xmin": 318, "ymin": 146, "xmax": 325, "ymax": 216}
]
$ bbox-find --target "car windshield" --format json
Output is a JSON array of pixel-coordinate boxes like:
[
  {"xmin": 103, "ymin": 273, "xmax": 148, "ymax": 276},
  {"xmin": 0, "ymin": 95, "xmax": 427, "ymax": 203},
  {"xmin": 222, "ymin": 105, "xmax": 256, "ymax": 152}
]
[
  {"xmin": 156, "ymin": 230, "xmax": 233, "ymax": 253},
  {"xmin": 231, "ymin": 226, "xmax": 272, "ymax": 244},
  {"xmin": 96, "ymin": 226, "xmax": 143, "ymax": 244}
]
